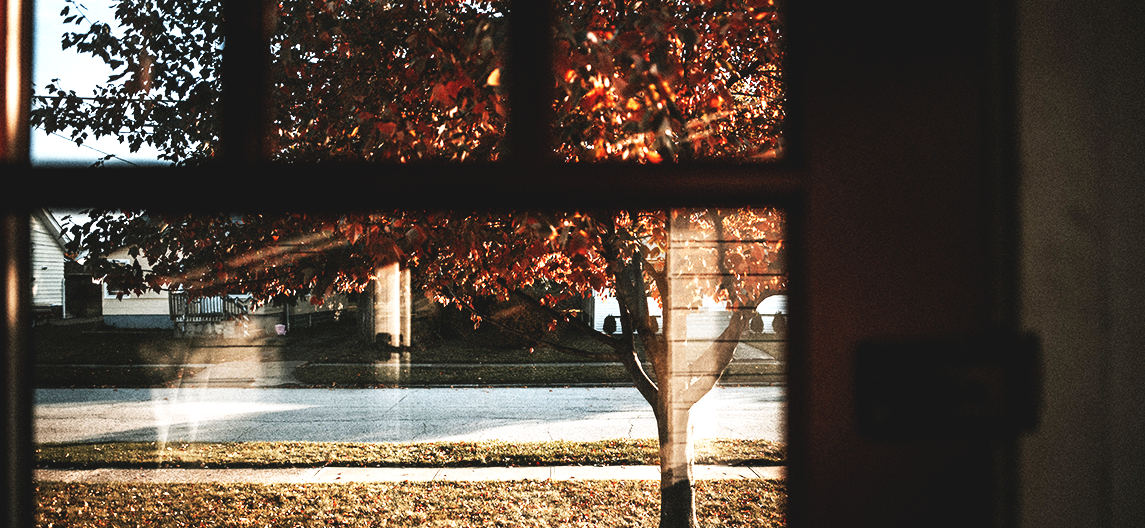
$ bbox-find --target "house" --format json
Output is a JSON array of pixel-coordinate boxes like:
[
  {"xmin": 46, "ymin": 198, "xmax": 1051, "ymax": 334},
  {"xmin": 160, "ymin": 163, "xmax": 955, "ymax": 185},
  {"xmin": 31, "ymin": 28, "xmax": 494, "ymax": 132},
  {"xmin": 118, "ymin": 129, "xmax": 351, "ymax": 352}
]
[
  {"xmin": 589, "ymin": 291, "xmax": 787, "ymax": 334},
  {"xmin": 29, "ymin": 208, "xmax": 68, "ymax": 321},
  {"xmin": 99, "ymin": 245, "xmax": 347, "ymax": 336},
  {"xmin": 589, "ymin": 291, "xmax": 663, "ymax": 334}
]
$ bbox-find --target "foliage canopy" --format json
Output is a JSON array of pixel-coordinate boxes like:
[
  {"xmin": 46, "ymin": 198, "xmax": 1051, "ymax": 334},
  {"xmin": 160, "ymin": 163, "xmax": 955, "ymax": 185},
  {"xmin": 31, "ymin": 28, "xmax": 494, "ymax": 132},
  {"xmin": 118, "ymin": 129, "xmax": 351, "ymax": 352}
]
[{"xmin": 32, "ymin": 0, "xmax": 784, "ymax": 164}]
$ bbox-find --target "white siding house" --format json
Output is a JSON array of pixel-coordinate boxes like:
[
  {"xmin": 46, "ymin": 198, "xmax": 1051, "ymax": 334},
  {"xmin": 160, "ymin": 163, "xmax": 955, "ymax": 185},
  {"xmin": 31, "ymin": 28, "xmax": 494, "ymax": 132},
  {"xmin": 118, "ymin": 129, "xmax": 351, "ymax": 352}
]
[
  {"xmin": 30, "ymin": 209, "xmax": 68, "ymax": 317},
  {"xmin": 590, "ymin": 291, "xmax": 787, "ymax": 337},
  {"xmin": 591, "ymin": 291, "xmax": 663, "ymax": 334},
  {"xmin": 99, "ymin": 246, "xmax": 347, "ymax": 334},
  {"xmin": 99, "ymin": 247, "xmax": 173, "ymax": 329}
]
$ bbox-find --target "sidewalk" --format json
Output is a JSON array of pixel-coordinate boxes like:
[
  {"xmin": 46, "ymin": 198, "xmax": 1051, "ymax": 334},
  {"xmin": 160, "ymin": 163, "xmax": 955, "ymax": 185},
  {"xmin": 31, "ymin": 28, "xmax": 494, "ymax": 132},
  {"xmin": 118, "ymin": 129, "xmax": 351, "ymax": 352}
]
[{"xmin": 36, "ymin": 465, "xmax": 785, "ymax": 483}]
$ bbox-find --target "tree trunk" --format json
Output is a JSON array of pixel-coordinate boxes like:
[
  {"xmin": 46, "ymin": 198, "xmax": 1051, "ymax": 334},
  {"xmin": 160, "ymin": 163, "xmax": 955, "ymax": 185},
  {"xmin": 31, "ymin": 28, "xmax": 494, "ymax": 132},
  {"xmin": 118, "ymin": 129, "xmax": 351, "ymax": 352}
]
[
  {"xmin": 372, "ymin": 262, "xmax": 401, "ymax": 347},
  {"xmin": 658, "ymin": 396, "xmax": 698, "ymax": 528}
]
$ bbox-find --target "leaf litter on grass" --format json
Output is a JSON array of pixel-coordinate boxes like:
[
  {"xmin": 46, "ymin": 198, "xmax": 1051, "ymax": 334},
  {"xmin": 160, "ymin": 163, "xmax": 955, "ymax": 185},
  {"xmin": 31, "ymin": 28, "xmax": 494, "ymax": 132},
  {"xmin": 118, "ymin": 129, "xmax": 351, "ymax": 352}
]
[{"xmin": 36, "ymin": 480, "xmax": 786, "ymax": 527}]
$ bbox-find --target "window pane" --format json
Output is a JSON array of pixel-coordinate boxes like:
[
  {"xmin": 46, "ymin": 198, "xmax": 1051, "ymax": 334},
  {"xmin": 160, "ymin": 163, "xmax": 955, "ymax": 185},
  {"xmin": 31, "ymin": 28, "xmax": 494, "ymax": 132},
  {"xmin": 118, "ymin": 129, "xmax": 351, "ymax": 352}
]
[
  {"xmin": 270, "ymin": 0, "xmax": 507, "ymax": 162},
  {"xmin": 30, "ymin": 0, "xmax": 509, "ymax": 165},
  {"xmin": 34, "ymin": 206, "xmax": 787, "ymax": 523},
  {"xmin": 553, "ymin": 0, "xmax": 786, "ymax": 162},
  {"xmin": 30, "ymin": 0, "xmax": 222, "ymax": 166}
]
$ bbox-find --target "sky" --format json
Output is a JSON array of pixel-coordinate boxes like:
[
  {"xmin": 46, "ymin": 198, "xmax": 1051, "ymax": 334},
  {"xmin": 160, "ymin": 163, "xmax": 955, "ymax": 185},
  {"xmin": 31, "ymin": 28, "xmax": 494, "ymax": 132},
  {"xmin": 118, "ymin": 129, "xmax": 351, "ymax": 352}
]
[{"xmin": 31, "ymin": 0, "xmax": 164, "ymax": 166}]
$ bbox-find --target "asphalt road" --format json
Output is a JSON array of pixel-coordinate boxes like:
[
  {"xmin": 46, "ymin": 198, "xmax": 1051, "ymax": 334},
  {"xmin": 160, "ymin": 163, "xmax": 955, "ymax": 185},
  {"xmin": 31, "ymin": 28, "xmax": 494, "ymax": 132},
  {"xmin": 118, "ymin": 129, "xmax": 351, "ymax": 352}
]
[{"xmin": 34, "ymin": 386, "xmax": 786, "ymax": 444}]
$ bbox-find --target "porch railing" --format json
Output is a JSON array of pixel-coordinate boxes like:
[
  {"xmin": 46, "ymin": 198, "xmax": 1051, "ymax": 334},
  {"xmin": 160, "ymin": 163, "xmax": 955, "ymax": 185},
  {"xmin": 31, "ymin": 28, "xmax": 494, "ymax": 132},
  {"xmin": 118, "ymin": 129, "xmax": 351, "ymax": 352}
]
[{"xmin": 169, "ymin": 292, "xmax": 249, "ymax": 323}]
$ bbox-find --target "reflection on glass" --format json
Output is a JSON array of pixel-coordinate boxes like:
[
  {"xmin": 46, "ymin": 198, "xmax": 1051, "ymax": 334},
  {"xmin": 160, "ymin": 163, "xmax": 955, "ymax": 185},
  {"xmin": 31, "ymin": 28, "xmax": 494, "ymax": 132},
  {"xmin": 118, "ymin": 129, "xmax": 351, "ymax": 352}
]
[
  {"xmin": 553, "ymin": 0, "xmax": 785, "ymax": 162},
  {"xmin": 34, "ymin": 207, "xmax": 787, "ymax": 525}
]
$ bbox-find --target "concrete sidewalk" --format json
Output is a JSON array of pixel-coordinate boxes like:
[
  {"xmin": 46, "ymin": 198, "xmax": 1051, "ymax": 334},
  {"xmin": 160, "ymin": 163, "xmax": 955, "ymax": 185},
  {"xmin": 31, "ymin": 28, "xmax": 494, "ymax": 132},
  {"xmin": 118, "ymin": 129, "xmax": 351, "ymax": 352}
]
[{"xmin": 36, "ymin": 465, "xmax": 785, "ymax": 483}]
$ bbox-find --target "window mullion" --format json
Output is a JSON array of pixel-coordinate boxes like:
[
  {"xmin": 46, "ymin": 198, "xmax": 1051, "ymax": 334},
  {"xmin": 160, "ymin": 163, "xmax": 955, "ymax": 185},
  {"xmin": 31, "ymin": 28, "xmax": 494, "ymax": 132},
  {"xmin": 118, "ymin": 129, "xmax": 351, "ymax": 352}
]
[
  {"xmin": 505, "ymin": 0, "xmax": 555, "ymax": 169},
  {"xmin": 220, "ymin": 0, "xmax": 272, "ymax": 165}
]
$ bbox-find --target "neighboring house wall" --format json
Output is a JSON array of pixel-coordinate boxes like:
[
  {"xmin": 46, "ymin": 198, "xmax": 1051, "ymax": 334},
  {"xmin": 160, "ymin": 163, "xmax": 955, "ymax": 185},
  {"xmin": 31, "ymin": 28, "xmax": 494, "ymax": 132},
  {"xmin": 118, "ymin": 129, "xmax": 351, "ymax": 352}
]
[
  {"xmin": 100, "ymin": 247, "xmax": 171, "ymax": 329},
  {"xmin": 30, "ymin": 209, "xmax": 67, "ymax": 312},
  {"xmin": 590, "ymin": 291, "xmax": 787, "ymax": 337},
  {"xmin": 591, "ymin": 291, "xmax": 663, "ymax": 334},
  {"xmin": 102, "ymin": 286, "xmax": 171, "ymax": 329}
]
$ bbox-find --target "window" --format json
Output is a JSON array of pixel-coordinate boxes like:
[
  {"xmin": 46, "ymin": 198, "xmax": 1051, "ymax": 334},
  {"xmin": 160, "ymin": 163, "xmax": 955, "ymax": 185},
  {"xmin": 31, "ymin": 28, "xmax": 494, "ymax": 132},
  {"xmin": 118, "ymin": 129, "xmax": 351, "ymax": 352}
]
[{"xmin": 9, "ymin": 1, "xmax": 798, "ymax": 526}]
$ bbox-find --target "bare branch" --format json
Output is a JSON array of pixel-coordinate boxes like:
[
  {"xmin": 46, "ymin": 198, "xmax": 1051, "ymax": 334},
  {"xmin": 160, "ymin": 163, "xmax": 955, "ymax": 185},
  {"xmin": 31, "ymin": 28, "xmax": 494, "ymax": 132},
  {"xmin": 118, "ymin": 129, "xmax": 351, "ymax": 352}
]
[
  {"xmin": 682, "ymin": 309, "xmax": 750, "ymax": 404},
  {"xmin": 507, "ymin": 290, "xmax": 625, "ymax": 354},
  {"xmin": 601, "ymin": 221, "xmax": 661, "ymax": 408}
]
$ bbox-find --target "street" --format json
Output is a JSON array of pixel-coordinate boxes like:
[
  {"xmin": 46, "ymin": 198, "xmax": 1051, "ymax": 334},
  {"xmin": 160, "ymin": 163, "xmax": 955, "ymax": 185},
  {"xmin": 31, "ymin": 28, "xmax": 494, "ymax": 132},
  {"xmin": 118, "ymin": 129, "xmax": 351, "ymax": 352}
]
[{"xmin": 35, "ymin": 386, "xmax": 786, "ymax": 444}]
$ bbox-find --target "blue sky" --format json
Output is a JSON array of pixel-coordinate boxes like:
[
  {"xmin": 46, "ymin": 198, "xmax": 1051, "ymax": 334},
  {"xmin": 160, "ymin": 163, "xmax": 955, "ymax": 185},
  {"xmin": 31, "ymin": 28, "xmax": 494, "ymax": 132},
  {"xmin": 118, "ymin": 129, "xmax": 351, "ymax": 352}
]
[{"xmin": 31, "ymin": 0, "xmax": 164, "ymax": 166}]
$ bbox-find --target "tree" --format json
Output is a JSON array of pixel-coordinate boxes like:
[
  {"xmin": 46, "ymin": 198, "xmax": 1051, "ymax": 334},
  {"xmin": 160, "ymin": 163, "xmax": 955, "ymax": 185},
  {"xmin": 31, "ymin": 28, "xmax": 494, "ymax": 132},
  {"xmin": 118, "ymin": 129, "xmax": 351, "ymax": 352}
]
[
  {"xmin": 44, "ymin": 2, "xmax": 786, "ymax": 527},
  {"xmin": 31, "ymin": 0, "xmax": 784, "ymax": 164}
]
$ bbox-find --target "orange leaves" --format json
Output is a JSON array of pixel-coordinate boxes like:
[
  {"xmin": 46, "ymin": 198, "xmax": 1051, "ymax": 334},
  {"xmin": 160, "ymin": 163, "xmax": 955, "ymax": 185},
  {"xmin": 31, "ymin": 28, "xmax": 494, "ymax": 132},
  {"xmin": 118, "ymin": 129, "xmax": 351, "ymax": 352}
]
[
  {"xmin": 551, "ymin": 0, "xmax": 785, "ymax": 162},
  {"xmin": 406, "ymin": 225, "xmax": 428, "ymax": 246},
  {"xmin": 345, "ymin": 222, "xmax": 364, "ymax": 245},
  {"xmin": 580, "ymin": 84, "xmax": 614, "ymax": 113},
  {"xmin": 376, "ymin": 122, "xmax": 398, "ymax": 139},
  {"xmin": 566, "ymin": 229, "xmax": 592, "ymax": 256},
  {"xmin": 265, "ymin": 1, "xmax": 507, "ymax": 163},
  {"xmin": 706, "ymin": 94, "xmax": 726, "ymax": 111},
  {"xmin": 430, "ymin": 81, "xmax": 463, "ymax": 106}
]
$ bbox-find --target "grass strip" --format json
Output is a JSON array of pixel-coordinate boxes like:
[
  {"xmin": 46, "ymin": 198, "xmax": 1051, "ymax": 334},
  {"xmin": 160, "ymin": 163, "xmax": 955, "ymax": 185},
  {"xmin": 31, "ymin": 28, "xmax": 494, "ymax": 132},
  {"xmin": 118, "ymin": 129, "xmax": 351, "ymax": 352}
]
[
  {"xmin": 36, "ymin": 480, "xmax": 787, "ymax": 527},
  {"xmin": 37, "ymin": 439, "xmax": 786, "ymax": 469},
  {"xmin": 35, "ymin": 365, "xmax": 206, "ymax": 388},
  {"xmin": 293, "ymin": 363, "xmax": 637, "ymax": 387},
  {"xmin": 293, "ymin": 362, "xmax": 782, "ymax": 388}
]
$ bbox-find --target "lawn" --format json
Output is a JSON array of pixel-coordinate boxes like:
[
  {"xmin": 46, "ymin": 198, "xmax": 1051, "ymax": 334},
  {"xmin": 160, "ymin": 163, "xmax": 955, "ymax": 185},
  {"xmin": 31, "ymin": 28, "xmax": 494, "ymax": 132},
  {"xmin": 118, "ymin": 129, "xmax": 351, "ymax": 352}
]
[
  {"xmin": 35, "ymin": 439, "xmax": 788, "ymax": 526},
  {"xmin": 36, "ymin": 480, "xmax": 787, "ymax": 527},
  {"xmin": 33, "ymin": 320, "xmax": 784, "ymax": 388}
]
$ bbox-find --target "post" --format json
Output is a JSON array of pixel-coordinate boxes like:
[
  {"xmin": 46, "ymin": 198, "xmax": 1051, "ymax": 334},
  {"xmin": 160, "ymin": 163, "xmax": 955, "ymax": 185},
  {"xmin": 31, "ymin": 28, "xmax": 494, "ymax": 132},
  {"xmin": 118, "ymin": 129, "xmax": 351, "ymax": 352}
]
[
  {"xmin": 400, "ymin": 267, "xmax": 411, "ymax": 347},
  {"xmin": 373, "ymin": 262, "xmax": 401, "ymax": 347}
]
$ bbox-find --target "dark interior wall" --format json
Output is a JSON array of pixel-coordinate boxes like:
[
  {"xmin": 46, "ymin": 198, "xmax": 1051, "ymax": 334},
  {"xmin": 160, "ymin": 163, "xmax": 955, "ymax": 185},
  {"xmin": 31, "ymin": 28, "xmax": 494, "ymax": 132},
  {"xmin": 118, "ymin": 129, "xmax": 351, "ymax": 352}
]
[
  {"xmin": 1017, "ymin": 0, "xmax": 1145, "ymax": 526},
  {"xmin": 790, "ymin": 1, "xmax": 1002, "ymax": 526}
]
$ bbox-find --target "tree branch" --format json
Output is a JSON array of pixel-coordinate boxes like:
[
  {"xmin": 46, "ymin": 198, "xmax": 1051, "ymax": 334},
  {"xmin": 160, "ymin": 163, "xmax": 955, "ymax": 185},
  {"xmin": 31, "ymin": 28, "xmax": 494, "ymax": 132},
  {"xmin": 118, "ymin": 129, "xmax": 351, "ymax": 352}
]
[
  {"xmin": 600, "ymin": 218, "xmax": 661, "ymax": 408},
  {"xmin": 681, "ymin": 308, "xmax": 750, "ymax": 404},
  {"xmin": 507, "ymin": 289, "xmax": 624, "ymax": 361},
  {"xmin": 637, "ymin": 248, "xmax": 668, "ymax": 308}
]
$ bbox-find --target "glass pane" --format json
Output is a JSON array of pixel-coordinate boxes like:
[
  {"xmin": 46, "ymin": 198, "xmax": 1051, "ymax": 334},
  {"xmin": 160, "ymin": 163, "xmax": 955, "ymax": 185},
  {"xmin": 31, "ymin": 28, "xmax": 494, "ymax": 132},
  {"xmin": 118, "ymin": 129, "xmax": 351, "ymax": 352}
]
[
  {"xmin": 30, "ymin": 0, "xmax": 220, "ymax": 166},
  {"xmin": 270, "ymin": 0, "xmax": 506, "ymax": 162},
  {"xmin": 33, "ymin": 206, "xmax": 787, "ymax": 524},
  {"xmin": 553, "ymin": 0, "xmax": 786, "ymax": 162},
  {"xmin": 30, "ymin": 0, "xmax": 508, "ymax": 165},
  {"xmin": 32, "ymin": 0, "xmax": 783, "ymax": 166}
]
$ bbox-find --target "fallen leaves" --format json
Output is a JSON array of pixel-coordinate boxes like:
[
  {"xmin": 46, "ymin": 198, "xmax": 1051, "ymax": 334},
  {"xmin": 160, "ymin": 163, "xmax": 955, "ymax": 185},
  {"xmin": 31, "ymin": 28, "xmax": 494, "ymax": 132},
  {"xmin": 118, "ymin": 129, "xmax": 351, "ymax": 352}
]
[{"xmin": 36, "ymin": 480, "xmax": 787, "ymax": 527}]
